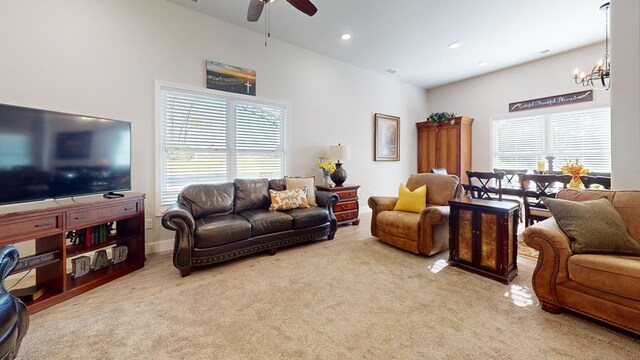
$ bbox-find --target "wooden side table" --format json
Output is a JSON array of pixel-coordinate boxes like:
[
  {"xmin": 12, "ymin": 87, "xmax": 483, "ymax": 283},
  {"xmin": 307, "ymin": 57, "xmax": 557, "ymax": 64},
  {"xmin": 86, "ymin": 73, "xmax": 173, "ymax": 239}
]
[
  {"xmin": 316, "ymin": 184, "xmax": 360, "ymax": 226},
  {"xmin": 448, "ymin": 198, "xmax": 519, "ymax": 284}
]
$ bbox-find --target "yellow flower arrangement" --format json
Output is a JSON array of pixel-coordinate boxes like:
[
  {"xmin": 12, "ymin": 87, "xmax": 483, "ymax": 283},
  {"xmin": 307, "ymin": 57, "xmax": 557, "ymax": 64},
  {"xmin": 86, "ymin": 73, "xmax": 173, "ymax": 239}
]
[
  {"xmin": 316, "ymin": 157, "xmax": 336, "ymax": 175},
  {"xmin": 561, "ymin": 159, "xmax": 589, "ymax": 188}
]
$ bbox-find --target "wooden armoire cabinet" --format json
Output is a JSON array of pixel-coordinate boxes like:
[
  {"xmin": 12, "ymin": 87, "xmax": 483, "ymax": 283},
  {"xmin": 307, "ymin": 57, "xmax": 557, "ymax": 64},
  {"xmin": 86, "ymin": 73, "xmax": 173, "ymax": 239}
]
[{"xmin": 416, "ymin": 116, "xmax": 473, "ymax": 181}]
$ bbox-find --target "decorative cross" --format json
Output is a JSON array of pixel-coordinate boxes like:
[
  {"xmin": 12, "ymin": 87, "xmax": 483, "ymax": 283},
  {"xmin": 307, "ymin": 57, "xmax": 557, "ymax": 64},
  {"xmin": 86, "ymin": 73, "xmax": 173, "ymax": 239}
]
[{"xmin": 245, "ymin": 81, "xmax": 253, "ymax": 94}]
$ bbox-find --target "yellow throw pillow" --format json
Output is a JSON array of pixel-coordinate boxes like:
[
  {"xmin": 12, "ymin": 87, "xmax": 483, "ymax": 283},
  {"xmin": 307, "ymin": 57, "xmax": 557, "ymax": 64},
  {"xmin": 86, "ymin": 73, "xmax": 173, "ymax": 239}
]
[{"xmin": 393, "ymin": 183, "xmax": 427, "ymax": 213}]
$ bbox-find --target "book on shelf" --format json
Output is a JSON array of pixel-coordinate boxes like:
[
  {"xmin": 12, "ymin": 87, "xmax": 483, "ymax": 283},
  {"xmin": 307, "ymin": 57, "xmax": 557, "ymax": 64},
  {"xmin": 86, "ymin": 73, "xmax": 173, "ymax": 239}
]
[{"xmin": 10, "ymin": 285, "xmax": 46, "ymax": 303}]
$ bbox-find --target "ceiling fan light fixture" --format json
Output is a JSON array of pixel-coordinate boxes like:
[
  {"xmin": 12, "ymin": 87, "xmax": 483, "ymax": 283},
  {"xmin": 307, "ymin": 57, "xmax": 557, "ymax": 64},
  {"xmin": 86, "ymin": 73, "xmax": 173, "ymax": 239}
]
[
  {"xmin": 448, "ymin": 42, "xmax": 460, "ymax": 49},
  {"xmin": 340, "ymin": 33, "xmax": 352, "ymax": 40}
]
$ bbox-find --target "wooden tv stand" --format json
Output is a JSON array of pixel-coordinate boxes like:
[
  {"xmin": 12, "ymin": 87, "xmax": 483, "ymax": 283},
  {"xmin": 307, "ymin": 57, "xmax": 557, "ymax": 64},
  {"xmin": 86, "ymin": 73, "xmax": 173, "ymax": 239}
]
[{"xmin": 0, "ymin": 193, "xmax": 145, "ymax": 313}]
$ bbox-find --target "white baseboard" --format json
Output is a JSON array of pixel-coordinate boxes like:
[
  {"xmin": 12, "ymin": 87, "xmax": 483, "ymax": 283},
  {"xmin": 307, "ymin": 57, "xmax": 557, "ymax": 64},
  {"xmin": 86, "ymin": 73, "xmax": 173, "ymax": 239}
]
[{"xmin": 146, "ymin": 238, "xmax": 173, "ymax": 254}]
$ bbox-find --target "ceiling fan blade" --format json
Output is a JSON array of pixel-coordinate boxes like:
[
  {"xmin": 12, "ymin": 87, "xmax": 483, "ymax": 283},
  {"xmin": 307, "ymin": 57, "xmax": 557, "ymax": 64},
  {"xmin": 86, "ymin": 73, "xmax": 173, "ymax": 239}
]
[
  {"xmin": 247, "ymin": 0, "xmax": 265, "ymax": 22},
  {"xmin": 286, "ymin": 0, "xmax": 318, "ymax": 17}
]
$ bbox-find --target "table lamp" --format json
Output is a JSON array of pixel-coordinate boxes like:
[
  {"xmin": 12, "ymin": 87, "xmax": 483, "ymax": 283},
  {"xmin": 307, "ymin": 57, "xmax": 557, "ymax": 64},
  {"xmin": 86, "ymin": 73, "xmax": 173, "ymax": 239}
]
[{"xmin": 328, "ymin": 144, "xmax": 351, "ymax": 187}]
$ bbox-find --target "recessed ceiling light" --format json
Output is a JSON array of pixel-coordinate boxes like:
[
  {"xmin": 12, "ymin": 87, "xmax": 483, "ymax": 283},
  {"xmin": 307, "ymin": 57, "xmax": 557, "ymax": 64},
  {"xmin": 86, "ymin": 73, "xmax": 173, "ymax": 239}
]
[
  {"xmin": 340, "ymin": 33, "xmax": 352, "ymax": 40},
  {"xmin": 477, "ymin": 62, "xmax": 488, "ymax": 67},
  {"xmin": 448, "ymin": 42, "xmax": 460, "ymax": 49}
]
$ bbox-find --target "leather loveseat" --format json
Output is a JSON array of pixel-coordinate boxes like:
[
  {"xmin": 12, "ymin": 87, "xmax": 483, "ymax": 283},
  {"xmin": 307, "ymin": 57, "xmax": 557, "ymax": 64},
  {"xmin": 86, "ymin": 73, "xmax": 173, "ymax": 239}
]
[
  {"xmin": 523, "ymin": 189, "xmax": 640, "ymax": 335},
  {"xmin": 162, "ymin": 178, "xmax": 339, "ymax": 276},
  {"xmin": 0, "ymin": 246, "xmax": 29, "ymax": 359}
]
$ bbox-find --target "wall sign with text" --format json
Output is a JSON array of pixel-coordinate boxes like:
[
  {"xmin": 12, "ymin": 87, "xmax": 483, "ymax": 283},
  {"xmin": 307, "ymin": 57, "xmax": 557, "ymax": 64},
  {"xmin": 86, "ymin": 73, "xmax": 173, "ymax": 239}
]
[{"xmin": 509, "ymin": 90, "xmax": 593, "ymax": 112}]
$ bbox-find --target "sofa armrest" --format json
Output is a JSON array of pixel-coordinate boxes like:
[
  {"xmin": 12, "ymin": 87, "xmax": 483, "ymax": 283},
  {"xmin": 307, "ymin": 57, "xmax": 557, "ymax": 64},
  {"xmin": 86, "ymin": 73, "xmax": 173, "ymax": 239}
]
[
  {"xmin": 368, "ymin": 196, "xmax": 398, "ymax": 237},
  {"xmin": 421, "ymin": 205, "xmax": 450, "ymax": 225},
  {"xmin": 162, "ymin": 203, "xmax": 196, "ymax": 272},
  {"xmin": 417, "ymin": 205, "xmax": 452, "ymax": 255},
  {"xmin": 316, "ymin": 191, "xmax": 339, "ymax": 238},
  {"xmin": 523, "ymin": 218, "xmax": 573, "ymax": 311},
  {"xmin": 315, "ymin": 190, "xmax": 338, "ymax": 209}
]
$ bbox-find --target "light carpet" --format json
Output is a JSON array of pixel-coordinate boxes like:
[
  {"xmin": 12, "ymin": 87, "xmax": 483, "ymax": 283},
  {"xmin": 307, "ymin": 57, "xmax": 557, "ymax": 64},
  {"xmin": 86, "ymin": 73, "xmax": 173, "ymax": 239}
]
[{"xmin": 20, "ymin": 223, "xmax": 639, "ymax": 359}]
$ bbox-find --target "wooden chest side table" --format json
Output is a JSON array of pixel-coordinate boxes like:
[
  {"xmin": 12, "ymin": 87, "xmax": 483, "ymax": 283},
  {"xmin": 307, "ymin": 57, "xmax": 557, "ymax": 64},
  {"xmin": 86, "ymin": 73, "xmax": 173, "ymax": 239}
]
[
  {"xmin": 316, "ymin": 184, "xmax": 360, "ymax": 226},
  {"xmin": 448, "ymin": 198, "xmax": 519, "ymax": 284}
]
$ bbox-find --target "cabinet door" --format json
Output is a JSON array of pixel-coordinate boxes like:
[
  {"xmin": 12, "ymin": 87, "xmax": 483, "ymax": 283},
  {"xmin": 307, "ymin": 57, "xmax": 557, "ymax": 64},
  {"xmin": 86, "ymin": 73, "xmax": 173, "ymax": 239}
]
[
  {"xmin": 437, "ymin": 126, "xmax": 460, "ymax": 176},
  {"xmin": 479, "ymin": 212, "xmax": 498, "ymax": 270},
  {"xmin": 418, "ymin": 128, "xmax": 437, "ymax": 173},
  {"xmin": 456, "ymin": 209, "xmax": 474, "ymax": 263}
]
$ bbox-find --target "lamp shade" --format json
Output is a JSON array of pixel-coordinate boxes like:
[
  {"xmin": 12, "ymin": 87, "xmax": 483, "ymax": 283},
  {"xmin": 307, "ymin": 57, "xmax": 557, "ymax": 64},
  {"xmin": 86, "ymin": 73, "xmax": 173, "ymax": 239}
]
[{"xmin": 328, "ymin": 144, "xmax": 351, "ymax": 162}]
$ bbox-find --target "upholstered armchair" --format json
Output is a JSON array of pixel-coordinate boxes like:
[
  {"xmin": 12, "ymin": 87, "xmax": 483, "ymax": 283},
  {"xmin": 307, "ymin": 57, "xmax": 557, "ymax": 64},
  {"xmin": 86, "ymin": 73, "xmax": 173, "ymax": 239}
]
[
  {"xmin": 0, "ymin": 246, "xmax": 29, "ymax": 359},
  {"xmin": 368, "ymin": 173, "xmax": 462, "ymax": 256},
  {"xmin": 523, "ymin": 189, "xmax": 640, "ymax": 335}
]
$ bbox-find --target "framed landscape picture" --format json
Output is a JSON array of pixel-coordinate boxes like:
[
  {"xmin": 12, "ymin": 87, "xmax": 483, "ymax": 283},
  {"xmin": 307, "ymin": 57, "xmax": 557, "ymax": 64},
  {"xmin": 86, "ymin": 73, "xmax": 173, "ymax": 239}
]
[
  {"xmin": 206, "ymin": 60, "xmax": 256, "ymax": 96},
  {"xmin": 374, "ymin": 113, "xmax": 400, "ymax": 161}
]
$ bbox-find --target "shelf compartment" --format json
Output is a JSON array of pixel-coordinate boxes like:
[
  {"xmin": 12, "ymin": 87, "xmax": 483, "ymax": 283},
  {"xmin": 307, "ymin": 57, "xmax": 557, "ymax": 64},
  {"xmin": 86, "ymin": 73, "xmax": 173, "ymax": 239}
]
[
  {"xmin": 66, "ymin": 257, "xmax": 142, "ymax": 291},
  {"xmin": 66, "ymin": 234, "xmax": 138, "ymax": 257}
]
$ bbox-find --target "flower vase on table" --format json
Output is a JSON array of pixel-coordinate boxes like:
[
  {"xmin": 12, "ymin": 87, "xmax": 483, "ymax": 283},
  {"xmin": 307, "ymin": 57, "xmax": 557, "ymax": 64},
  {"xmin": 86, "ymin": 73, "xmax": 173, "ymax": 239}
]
[
  {"xmin": 561, "ymin": 159, "xmax": 589, "ymax": 189},
  {"xmin": 316, "ymin": 157, "xmax": 336, "ymax": 187}
]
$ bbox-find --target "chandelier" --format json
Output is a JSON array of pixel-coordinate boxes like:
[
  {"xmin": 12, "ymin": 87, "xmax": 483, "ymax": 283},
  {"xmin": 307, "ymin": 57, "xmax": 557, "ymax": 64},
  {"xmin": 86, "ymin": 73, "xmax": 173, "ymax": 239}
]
[{"xmin": 573, "ymin": 2, "xmax": 610, "ymax": 90}]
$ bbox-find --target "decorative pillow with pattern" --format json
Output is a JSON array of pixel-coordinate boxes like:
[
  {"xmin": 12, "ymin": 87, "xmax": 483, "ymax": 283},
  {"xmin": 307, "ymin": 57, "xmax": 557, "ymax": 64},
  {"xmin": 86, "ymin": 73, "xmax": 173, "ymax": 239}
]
[{"xmin": 269, "ymin": 186, "xmax": 310, "ymax": 211}]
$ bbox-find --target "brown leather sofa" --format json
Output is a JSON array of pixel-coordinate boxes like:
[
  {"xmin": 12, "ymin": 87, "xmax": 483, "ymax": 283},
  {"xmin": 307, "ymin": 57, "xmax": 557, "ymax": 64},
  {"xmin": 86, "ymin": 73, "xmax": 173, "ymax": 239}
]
[
  {"xmin": 368, "ymin": 173, "xmax": 462, "ymax": 256},
  {"xmin": 162, "ymin": 178, "xmax": 338, "ymax": 276},
  {"xmin": 523, "ymin": 188, "xmax": 640, "ymax": 335}
]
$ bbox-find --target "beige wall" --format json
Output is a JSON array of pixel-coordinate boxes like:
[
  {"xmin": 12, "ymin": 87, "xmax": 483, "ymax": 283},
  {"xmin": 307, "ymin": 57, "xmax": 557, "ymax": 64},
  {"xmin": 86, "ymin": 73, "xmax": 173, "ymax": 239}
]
[
  {"xmin": 426, "ymin": 43, "xmax": 611, "ymax": 177},
  {"xmin": 0, "ymin": 0, "xmax": 429, "ymax": 251},
  {"xmin": 610, "ymin": 0, "xmax": 640, "ymax": 189}
]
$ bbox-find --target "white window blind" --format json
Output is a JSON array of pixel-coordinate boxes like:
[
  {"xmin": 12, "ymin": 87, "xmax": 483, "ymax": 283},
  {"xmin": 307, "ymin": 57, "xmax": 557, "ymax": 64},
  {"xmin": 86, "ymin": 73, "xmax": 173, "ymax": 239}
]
[
  {"xmin": 159, "ymin": 86, "xmax": 288, "ymax": 206},
  {"xmin": 493, "ymin": 107, "xmax": 611, "ymax": 172},
  {"xmin": 551, "ymin": 108, "xmax": 611, "ymax": 172}
]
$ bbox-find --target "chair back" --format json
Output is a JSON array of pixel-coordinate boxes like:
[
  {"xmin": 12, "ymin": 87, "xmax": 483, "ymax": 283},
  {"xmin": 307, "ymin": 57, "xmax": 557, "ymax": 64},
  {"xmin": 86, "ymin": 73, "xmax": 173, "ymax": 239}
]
[
  {"xmin": 406, "ymin": 173, "xmax": 460, "ymax": 206},
  {"xmin": 580, "ymin": 175, "xmax": 611, "ymax": 189},
  {"xmin": 467, "ymin": 171, "xmax": 504, "ymax": 200},
  {"xmin": 519, "ymin": 173, "xmax": 572, "ymax": 226},
  {"xmin": 493, "ymin": 168, "xmax": 527, "ymax": 186},
  {"xmin": 430, "ymin": 168, "xmax": 448, "ymax": 175}
]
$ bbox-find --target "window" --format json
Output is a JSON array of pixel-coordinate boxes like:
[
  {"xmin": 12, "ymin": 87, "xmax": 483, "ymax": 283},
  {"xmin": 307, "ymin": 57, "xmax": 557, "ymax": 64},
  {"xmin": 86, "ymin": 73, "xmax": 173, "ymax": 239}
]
[
  {"xmin": 158, "ymin": 84, "xmax": 289, "ymax": 206},
  {"xmin": 493, "ymin": 107, "xmax": 611, "ymax": 172}
]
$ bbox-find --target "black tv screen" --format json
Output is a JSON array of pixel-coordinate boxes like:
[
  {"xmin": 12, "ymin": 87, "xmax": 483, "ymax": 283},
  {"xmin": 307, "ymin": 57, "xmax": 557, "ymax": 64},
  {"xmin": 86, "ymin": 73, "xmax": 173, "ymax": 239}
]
[{"xmin": 0, "ymin": 104, "xmax": 131, "ymax": 205}]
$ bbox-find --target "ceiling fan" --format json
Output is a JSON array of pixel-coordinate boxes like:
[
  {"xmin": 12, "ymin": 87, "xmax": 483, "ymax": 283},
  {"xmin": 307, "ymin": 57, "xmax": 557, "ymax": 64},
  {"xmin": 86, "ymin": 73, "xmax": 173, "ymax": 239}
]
[{"xmin": 247, "ymin": 0, "xmax": 318, "ymax": 22}]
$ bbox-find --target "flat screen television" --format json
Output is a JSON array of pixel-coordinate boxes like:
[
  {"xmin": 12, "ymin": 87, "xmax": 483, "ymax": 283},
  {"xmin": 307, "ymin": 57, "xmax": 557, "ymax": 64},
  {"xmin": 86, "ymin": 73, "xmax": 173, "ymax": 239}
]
[{"xmin": 0, "ymin": 103, "xmax": 131, "ymax": 205}]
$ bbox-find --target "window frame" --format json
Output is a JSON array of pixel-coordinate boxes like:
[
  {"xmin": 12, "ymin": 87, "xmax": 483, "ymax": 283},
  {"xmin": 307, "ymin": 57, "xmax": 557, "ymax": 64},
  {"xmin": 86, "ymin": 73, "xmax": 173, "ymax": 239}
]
[
  {"xmin": 490, "ymin": 103, "xmax": 611, "ymax": 173},
  {"xmin": 154, "ymin": 81, "xmax": 291, "ymax": 215}
]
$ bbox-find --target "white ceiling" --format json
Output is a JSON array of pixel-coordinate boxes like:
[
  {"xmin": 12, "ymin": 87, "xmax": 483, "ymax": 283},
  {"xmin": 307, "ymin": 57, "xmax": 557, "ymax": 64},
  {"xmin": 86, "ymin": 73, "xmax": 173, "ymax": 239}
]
[{"xmin": 167, "ymin": 0, "xmax": 608, "ymax": 89}]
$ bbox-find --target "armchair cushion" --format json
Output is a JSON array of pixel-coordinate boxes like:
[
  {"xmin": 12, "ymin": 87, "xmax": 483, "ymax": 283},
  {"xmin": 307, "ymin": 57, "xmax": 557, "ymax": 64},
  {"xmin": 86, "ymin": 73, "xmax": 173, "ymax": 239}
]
[
  {"xmin": 543, "ymin": 197, "xmax": 640, "ymax": 255},
  {"xmin": 377, "ymin": 211, "xmax": 420, "ymax": 242},
  {"xmin": 405, "ymin": 173, "xmax": 459, "ymax": 206},
  {"xmin": 234, "ymin": 178, "xmax": 270, "ymax": 213},
  {"xmin": 568, "ymin": 254, "xmax": 640, "ymax": 301},
  {"xmin": 194, "ymin": 214, "xmax": 252, "ymax": 248},
  {"xmin": 393, "ymin": 183, "xmax": 426, "ymax": 213}
]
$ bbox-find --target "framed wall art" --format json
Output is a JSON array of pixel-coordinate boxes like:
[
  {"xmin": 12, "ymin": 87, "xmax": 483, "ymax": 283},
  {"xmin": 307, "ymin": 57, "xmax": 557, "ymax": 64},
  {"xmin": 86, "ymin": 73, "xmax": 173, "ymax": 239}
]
[
  {"xmin": 206, "ymin": 60, "xmax": 256, "ymax": 96},
  {"xmin": 374, "ymin": 113, "xmax": 400, "ymax": 161}
]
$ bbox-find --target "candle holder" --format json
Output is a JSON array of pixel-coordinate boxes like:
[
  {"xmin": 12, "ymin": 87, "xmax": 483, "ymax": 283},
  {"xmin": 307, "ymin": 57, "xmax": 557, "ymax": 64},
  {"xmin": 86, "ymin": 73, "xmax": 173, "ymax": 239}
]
[{"xmin": 546, "ymin": 156, "xmax": 556, "ymax": 172}]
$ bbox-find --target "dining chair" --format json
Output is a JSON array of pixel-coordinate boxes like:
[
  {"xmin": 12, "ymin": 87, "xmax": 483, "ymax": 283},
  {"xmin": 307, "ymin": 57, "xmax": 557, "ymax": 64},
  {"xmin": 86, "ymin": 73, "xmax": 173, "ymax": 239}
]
[
  {"xmin": 580, "ymin": 175, "xmax": 612, "ymax": 189},
  {"xmin": 492, "ymin": 168, "xmax": 527, "ymax": 187},
  {"xmin": 518, "ymin": 173, "xmax": 572, "ymax": 227},
  {"xmin": 466, "ymin": 171, "xmax": 504, "ymax": 200}
]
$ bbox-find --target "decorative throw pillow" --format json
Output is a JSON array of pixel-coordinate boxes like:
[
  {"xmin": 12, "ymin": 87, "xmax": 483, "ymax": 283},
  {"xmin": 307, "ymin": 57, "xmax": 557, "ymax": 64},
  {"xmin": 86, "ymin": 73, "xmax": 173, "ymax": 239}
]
[
  {"xmin": 269, "ymin": 187, "xmax": 310, "ymax": 211},
  {"xmin": 393, "ymin": 183, "xmax": 427, "ymax": 213},
  {"xmin": 542, "ymin": 197, "xmax": 640, "ymax": 255},
  {"xmin": 285, "ymin": 176, "xmax": 317, "ymax": 206}
]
